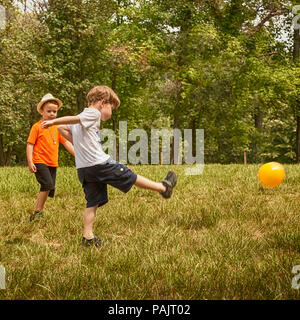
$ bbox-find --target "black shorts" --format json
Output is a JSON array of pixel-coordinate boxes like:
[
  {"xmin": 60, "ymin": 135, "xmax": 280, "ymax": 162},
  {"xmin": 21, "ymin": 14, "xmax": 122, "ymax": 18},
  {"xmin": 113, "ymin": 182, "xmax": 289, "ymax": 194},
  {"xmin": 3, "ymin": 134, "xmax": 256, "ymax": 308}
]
[
  {"xmin": 77, "ymin": 159, "xmax": 137, "ymax": 208},
  {"xmin": 34, "ymin": 163, "xmax": 57, "ymax": 198}
]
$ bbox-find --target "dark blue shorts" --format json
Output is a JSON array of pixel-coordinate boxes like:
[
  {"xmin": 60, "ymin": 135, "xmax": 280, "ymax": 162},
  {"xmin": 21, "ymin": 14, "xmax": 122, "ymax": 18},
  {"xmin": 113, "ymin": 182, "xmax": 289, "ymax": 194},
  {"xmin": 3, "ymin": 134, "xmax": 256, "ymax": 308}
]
[{"xmin": 77, "ymin": 159, "xmax": 137, "ymax": 208}]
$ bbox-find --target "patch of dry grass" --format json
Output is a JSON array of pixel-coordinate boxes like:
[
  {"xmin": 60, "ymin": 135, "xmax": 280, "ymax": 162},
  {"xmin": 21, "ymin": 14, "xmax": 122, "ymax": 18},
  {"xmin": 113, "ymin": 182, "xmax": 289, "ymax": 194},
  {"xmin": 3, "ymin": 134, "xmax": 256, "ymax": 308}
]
[{"xmin": 0, "ymin": 164, "xmax": 300, "ymax": 299}]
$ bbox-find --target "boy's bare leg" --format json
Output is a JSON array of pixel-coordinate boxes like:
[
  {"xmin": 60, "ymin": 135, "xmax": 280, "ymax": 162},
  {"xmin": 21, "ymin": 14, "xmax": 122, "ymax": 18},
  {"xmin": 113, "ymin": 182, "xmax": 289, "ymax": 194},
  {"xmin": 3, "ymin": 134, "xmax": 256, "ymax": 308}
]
[
  {"xmin": 83, "ymin": 205, "xmax": 97, "ymax": 239},
  {"xmin": 30, "ymin": 190, "xmax": 50, "ymax": 221},
  {"xmin": 34, "ymin": 190, "xmax": 50, "ymax": 211},
  {"xmin": 134, "ymin": 175, "xmax": 166, "ymax": 193}
]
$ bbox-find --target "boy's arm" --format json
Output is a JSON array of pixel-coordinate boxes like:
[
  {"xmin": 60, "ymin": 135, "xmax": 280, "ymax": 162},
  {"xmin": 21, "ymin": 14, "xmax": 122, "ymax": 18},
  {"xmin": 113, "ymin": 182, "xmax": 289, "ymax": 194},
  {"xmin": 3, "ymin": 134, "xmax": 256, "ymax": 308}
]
[
  {"xmin": 58, "ymin": 125, "xmax": 73, "ymax": 143},
  {"xmin": 58, "ymin": 125, "xmax": 75, "ymax": 156},
  {"xmin": 41, "ymin": 116, "xmax": 80, "ymax": 128},
  {"xmin": 62, "ymin": 140, "xmax": 75, "ymax": 156},
  {"xmin": 26, "ymin": 143, "xmax": 37, "ymax": 173}
]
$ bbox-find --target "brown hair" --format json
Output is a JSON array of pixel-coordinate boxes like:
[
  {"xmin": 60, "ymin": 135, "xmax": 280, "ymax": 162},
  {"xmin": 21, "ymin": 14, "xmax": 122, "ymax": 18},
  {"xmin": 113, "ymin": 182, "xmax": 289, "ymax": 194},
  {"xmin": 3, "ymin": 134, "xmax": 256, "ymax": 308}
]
[
  {"xmin": 86, "ymin": 85, "xmax": 120, "ymax": 109},
  {"xmin": 40, "ymin": 100, "xmax": 59, "ymax": 111}
]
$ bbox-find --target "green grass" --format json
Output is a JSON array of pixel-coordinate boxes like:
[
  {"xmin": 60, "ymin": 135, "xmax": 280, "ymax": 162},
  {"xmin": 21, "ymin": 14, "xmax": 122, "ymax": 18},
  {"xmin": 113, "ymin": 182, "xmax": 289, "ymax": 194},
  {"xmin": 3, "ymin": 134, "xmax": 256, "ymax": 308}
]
[{"xmin": 0, "ymin": 164, "xmax": 300, "ymax": 300}]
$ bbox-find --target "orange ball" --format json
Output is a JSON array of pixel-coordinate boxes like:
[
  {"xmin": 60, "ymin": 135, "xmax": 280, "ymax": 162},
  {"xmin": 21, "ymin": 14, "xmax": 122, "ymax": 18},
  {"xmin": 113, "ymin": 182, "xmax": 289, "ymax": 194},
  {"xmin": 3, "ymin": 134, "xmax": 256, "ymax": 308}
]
[{"xmin": 258, "ymin": 162, "xmax": 285, "ymax": 188}]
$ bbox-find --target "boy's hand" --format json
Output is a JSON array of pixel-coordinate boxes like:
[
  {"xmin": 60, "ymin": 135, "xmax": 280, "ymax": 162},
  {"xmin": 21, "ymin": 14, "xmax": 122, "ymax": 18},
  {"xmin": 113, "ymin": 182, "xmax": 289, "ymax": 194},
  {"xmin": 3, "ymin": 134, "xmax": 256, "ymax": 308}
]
[
  {"xmin": 41, "ymin": 120, "xmax": 55, "ymax": 128},
  {"xmin": 28, "ymin": 162, "xmax": 37, "ymax": 173}
]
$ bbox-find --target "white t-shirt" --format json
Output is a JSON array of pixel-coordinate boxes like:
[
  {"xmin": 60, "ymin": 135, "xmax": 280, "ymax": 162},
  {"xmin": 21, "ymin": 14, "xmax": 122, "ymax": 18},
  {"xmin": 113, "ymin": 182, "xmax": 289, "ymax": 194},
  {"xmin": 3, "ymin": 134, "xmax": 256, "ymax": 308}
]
[{"xmin": 68, "ymin": 108, "xmax": 110, "ymax": 169}]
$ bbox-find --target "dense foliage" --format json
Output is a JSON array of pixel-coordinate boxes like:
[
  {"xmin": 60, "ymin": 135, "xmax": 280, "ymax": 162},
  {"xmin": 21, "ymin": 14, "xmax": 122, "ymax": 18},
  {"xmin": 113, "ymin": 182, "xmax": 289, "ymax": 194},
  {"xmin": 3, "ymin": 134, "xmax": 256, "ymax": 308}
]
[{"xmin": 0, "ymin": 0, "xmax": 299, "ymax": 165}]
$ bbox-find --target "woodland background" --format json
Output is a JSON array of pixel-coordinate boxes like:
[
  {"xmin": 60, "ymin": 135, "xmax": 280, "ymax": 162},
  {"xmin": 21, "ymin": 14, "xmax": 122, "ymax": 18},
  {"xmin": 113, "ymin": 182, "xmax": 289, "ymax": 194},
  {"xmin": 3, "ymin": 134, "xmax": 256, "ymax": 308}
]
[{"xmin": 0, "ymin": 0, "xmax": 299, "ymax": 166}]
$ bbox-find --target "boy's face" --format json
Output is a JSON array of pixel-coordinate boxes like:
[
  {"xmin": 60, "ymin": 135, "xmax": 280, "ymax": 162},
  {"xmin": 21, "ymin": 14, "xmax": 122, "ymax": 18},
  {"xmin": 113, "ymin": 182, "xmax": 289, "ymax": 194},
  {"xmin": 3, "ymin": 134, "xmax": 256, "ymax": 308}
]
[
  {"xmin": 41, "ymin": 102, "xmax": 58, "ymax": 120},
  {"xmin": 100, "ymin": 101, "xmax": 114, "ymax": 121}
]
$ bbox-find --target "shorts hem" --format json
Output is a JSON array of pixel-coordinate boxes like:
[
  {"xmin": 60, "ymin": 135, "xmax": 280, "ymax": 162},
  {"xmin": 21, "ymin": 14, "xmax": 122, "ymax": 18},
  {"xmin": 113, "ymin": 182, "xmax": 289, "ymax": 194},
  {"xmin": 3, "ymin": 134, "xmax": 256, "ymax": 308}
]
[
  {"xmin": 86, "ymin": 200, "xmax": 108, "ymax": 208},
  {"xmin": 122, "ymin": 174, "xmax": 137, "ymax": 193},
  {"xmin": 40, "ymin": 187, "xmax": 54, "ymax": 191}
]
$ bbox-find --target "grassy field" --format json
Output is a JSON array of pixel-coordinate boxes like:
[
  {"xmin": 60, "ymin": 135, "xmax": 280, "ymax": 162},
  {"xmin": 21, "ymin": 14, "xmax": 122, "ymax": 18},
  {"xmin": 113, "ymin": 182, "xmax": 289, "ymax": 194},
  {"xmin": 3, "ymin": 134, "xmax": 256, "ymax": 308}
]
[{"xmin": 0, "ymin": 164, "xmax": 300, "ymax": 300}]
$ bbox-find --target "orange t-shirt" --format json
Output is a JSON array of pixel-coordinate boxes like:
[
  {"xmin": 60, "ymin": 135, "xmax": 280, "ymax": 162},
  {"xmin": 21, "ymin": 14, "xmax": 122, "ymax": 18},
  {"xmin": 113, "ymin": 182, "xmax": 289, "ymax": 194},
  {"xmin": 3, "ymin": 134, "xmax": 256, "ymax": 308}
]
[{"xmin": 27, "ymin": 120, "xmax": 67, "ymax": 167}]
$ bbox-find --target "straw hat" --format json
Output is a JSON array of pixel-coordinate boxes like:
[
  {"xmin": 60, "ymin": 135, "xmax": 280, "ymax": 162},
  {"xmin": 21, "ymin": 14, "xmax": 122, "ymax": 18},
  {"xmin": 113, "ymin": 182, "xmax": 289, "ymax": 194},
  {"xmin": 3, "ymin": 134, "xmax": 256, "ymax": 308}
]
[{"xmin": 37, "ymin": 93, "xmax": 62, "ymax": 114}]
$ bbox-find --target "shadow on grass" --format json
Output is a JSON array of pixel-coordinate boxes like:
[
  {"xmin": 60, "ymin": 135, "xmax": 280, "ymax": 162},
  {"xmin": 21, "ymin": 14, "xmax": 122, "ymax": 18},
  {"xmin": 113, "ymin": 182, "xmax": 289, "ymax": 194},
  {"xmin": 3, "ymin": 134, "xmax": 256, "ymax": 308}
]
[
  {"xmin": 269, "ymin": 231, "xmax": 300, "ymax": 252},
  {"xmin": 4, "ymin": 237, "xmax": 32, "ymax": 245},
  {"xmin": 167, "ymin": 207, "xmax": 218, "ymax": 230}
]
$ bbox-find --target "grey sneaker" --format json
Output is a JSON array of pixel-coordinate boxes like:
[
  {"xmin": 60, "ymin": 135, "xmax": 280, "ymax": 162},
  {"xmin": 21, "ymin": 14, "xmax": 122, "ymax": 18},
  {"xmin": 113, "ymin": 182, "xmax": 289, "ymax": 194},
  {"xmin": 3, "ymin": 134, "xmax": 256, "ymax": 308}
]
[
  {"xmin": 30, "ymin": 210, "xmax": 44, "ymax": 222},
  {"xmin": 81, "ymin": 236, "xmax": 103, "ymax": 247},
  {"xmin": 160, "ymin": 171, "xmax": 177, "ymax": 199}
]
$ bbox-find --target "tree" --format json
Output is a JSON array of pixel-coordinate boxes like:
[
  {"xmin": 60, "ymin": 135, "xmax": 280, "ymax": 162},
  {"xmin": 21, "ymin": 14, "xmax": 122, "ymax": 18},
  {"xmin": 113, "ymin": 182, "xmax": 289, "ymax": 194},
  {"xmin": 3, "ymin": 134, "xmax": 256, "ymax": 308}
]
[
  {"xmin": 0, "ymin": 3, "xmax": 50, "ymax": 165},
  {"xmin": 0, "ymin": 0, "xmax": 299, "ymax": 165}
]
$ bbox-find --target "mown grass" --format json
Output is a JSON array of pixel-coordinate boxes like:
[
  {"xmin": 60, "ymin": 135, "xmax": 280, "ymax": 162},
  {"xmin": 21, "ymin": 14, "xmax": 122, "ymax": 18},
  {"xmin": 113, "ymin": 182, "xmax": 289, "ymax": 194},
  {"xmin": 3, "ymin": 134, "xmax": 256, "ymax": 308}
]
[{"xmin": 0, "ymin": 164, "xmax": 300, "ymax": 300}]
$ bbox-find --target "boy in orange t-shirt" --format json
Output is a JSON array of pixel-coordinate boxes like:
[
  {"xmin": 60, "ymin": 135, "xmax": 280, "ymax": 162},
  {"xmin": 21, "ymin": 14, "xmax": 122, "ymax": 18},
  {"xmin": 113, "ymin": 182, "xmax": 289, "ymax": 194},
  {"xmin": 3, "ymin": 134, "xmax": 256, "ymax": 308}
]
[{"xmin": 26, "ymin": 94, "xmax": 74, "ymax": 221}]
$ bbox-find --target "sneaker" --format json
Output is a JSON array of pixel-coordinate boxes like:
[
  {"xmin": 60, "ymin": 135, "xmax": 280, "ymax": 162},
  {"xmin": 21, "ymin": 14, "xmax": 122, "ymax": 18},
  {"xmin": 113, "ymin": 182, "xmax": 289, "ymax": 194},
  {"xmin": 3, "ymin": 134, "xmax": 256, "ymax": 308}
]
[
  {"xmin": 160, "ymin": 171, "xmax": 177, "ymax": 199},
  {"xmin": 81, "ymin": 235, "xmax": 103, "ymax": 247},
  {"xmin": 30, "ymin": 210, "xmax": 44, "ymax": 222}
]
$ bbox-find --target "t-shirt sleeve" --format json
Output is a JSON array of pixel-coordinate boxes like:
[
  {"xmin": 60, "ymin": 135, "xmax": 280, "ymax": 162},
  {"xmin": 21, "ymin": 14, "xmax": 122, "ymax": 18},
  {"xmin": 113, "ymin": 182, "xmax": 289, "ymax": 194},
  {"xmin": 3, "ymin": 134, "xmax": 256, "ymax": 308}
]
[
  {"xmin": 27, "ymin": 124, "xmax": 39, "ymax": 145},
  {"xmin": 78, "ymin": 109, "xmax": 100, "ymax": 129},
  {"xmin": 59, "ymin": 131, "xmax": 67, "ymax": 144}
]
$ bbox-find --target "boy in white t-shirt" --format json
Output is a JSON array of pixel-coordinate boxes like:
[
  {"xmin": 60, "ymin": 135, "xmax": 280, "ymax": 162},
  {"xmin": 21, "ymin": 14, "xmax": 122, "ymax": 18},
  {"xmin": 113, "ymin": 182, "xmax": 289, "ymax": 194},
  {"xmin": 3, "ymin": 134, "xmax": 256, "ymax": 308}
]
[{"xmin": 41, "ymin": 85, "xmax": 177, "ymax": 247}]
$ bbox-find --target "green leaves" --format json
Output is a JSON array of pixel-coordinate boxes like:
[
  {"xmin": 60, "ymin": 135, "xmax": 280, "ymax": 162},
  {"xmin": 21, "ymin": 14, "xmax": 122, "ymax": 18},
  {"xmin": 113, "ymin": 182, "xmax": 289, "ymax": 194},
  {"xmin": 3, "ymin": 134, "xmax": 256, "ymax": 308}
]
[{"xmin": 0, "ymin": 0, "xmax": 299, "ymax": 165}]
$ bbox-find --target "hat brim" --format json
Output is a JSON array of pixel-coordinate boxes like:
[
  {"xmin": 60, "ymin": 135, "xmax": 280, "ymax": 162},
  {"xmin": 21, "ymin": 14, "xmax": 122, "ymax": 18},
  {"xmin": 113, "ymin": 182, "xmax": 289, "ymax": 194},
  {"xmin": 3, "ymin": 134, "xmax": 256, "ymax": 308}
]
[{"xmin": 37, "ymin": 98, "xmax": 63, "ymax": 114}]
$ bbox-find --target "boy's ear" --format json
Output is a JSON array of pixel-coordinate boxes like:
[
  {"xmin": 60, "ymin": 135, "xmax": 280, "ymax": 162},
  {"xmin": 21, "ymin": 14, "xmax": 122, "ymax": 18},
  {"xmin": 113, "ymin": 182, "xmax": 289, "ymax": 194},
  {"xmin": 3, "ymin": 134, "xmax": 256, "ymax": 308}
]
[{"xmin": 98, "ymin": 99, "xmax": 106, "ymax": 109}]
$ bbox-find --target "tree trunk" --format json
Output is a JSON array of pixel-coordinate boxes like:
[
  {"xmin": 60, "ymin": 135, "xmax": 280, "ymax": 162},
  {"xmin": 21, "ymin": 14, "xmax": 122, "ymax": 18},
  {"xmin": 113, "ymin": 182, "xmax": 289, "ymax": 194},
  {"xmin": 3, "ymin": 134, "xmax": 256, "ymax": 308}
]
[
  {"xmin": 111, "ymin": 60, "xmax": 119, "ymax": 161},
  {"xmin": 297, "ymin": 116, "xmax": 300, "ymax": 163},
  {"xmin": 169, "ymin": 8, "xmax": 191, "ymax": 164},
  {"xmin": 252, "ymin": 106, "xmax": 263, "ymax": 163},
  {"xmin": 170, "ymin": 113, "xmax": 181, "ymax": 164},
  {"xmin": 76, "ymin": 91, "xmax": 85, "ymax": 113},
  {"xmin": 0, "ymin": 135, "xmax": 12, "ymax": 166},
  {"xmin": 5, "ymin": 147, "xmax": 12, "ymax": 166},
  {"xmin": 112, "ymin": 118, "xmax": 119, "ymax": 161},
  {"xmin": 293, "ymin": 29, "xmax": 300, "ymax": 163},
  {"xmin": 293, "ymin": 29, "xmax": 300, "ymax": 60},
  {"xmin": 0, "ymin": 135, "xmax": 5, "ymax": 166},
  {"xmin": 255, "ymin": 111, "xmax": 263, "ymax": 130}
]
